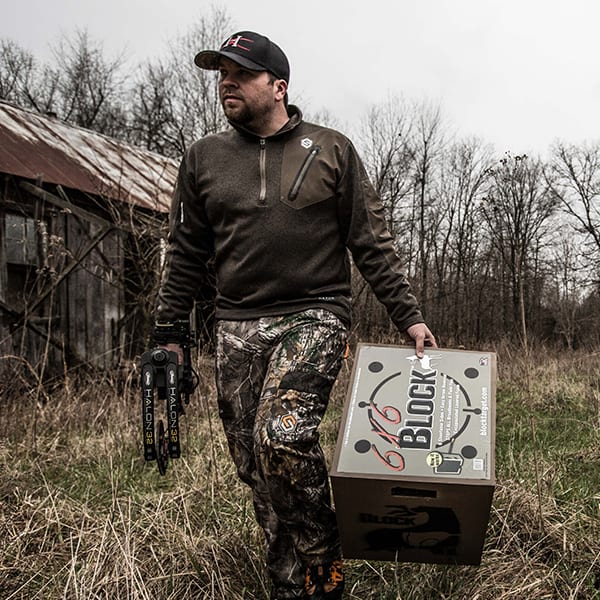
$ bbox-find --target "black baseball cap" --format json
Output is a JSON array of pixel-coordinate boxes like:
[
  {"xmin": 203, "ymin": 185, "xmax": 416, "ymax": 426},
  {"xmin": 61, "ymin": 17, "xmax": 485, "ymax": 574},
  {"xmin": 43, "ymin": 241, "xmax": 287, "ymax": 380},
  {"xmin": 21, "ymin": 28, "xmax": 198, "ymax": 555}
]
[{"xmin": 194, "ymin": 31, "xmax": 290, "ymax": 82}]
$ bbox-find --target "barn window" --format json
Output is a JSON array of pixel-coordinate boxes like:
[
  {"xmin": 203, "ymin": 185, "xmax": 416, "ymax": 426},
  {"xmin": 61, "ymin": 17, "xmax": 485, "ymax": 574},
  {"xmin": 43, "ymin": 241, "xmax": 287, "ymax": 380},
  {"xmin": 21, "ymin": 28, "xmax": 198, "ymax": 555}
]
[
  {"xmin": 3, "ymin": 213, "xmax": 48, "ymax": 308},
  {"xmin": 5, "ymin": 213, "xmax": 39, "ymax": 266}
]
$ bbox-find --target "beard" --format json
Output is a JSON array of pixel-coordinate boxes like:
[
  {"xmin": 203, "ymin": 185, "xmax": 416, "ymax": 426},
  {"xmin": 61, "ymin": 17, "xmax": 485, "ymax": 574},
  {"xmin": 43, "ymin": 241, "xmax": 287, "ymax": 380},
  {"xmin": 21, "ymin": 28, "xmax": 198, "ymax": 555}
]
[
  {"xmin": 222, "ymin": 101, "xmax": 252, "ymax": 126},
  {"xmin": 221, "ymin": 96, "xmax": 272, "ymax": 131}
]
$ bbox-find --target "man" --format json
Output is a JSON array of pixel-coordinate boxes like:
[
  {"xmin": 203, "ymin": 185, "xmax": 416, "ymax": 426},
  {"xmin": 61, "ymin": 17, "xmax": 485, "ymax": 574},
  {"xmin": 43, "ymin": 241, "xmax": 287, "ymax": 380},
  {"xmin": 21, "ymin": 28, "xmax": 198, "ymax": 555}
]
[{"xmin": 155, "ymin": 30, "xmax": 437, "ymax": 600}]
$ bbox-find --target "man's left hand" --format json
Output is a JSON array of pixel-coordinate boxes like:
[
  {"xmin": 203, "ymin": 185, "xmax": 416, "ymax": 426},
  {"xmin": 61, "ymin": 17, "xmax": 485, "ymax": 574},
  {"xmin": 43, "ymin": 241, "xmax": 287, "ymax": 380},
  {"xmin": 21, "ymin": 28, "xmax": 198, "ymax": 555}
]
[{"xmin": 406, "ymin": 323, "xmax": 437, "ymax": 358}]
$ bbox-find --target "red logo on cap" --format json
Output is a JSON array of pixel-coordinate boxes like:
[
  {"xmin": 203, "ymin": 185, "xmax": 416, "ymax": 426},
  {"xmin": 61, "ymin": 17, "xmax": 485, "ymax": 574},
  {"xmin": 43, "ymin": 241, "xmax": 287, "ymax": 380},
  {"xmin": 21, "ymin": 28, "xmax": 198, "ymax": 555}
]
[{"xmin": 222, "ymin": 35, "xmax": 254, "ymax": 53}]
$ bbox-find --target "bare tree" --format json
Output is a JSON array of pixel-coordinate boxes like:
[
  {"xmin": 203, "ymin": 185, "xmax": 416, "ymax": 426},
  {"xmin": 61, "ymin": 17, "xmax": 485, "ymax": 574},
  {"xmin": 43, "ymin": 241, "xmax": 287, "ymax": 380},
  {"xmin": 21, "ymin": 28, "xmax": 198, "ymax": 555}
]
[
  {"xmin": 348, "ymin": 96, "xmax": 420, "ymax": 340},
  {"xmin": 1, "ymin": 31, "xmax": 128, "ymax": 137},
  {"xmin": 0, "ymin": 40, "xmax": 33, "ymax": 104},
  {"xmin": 358, "ymin": 96, "xmax": 415, "ymax": 238},
  {"xmin": 407, "ymin": 101, "xmax": 445, "ymax": 312},
  {"xmin": 480, "ymin": 153, "xmax": 558, "ymax": 342},
  {"xmin": 0, "ymin": 39, "xmax": 58, "ymax": 113},
  {"xmin": 549, "ymin": 142, "xmax": 600, "ymax": 274},
  {"xmin": 431, "ymin": 138, "xmax": 494, "ymax": 342},
  {"xmin": 50, "ymin": 30, "xmax": 127, "ymax": 136},
  {"xmin": 129, "ymin": 62, "xmax": 178, "ymax": 155},
  {"xmin": 544, "ymin": 232, "xmax": 590, "ymax": 348},
  {"xmin": 130, "ymin": 8, "xmax": 232, "ymax": 156}
]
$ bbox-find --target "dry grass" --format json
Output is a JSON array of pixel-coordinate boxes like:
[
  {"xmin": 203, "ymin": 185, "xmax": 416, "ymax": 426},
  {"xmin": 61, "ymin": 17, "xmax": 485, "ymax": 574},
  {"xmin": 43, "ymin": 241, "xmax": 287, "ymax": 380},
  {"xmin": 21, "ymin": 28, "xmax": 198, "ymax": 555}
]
[{"xmin": 1, "ymin": 343, "xmax": 599, "ymax": 599}]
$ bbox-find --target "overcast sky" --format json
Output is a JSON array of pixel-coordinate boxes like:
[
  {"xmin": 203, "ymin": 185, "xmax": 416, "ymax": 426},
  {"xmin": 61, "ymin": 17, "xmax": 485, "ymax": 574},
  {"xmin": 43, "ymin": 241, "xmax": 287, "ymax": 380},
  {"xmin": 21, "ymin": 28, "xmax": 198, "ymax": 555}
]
[{"xmin": 2, "ymin": 0, "xmax": 599, "ymax": 157}]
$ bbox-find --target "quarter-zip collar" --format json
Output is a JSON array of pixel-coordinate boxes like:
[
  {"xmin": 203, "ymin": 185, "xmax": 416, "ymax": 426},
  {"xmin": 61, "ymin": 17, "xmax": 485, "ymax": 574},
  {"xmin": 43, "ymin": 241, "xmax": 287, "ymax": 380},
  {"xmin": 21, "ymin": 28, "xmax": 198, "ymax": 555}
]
[
  {"xmin": 228, "ymin": 106, "xmax": 303, "ymax": 206},
  {"xmin": 228, "ymin": 105, "xmax": 303, "ymax": 141}
]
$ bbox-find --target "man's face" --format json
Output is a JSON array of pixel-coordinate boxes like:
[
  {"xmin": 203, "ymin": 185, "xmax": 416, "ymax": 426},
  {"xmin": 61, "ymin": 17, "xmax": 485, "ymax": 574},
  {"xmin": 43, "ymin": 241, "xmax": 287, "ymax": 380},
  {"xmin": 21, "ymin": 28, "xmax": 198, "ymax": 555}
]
[{"xmin": 217, "ymin": 57, "xmax": 282, "ymax": 129}]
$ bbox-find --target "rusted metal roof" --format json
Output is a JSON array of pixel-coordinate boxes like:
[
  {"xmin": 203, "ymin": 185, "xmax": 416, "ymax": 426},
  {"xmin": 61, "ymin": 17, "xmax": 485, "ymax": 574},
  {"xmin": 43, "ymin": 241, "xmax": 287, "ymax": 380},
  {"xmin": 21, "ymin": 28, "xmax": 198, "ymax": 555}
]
[{"xmin": 0, "ymin": 100, "xmax": 178, "ymax": 213}]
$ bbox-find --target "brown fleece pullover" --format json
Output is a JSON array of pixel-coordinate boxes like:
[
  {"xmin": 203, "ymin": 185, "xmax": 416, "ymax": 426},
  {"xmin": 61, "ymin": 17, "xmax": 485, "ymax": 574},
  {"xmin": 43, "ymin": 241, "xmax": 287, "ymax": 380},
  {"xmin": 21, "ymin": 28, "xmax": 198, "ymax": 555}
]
[{"xmin": 156, "ymin": 106, "xmax": 424, "ymax": 332}]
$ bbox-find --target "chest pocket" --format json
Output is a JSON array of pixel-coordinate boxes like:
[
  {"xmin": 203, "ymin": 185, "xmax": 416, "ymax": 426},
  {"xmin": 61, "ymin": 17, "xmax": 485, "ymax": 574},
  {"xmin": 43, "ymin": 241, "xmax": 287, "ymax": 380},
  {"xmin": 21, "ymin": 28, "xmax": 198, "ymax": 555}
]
[{"xmin": 280, "ymin": 137, "xmax": 337, "ymax": 209}]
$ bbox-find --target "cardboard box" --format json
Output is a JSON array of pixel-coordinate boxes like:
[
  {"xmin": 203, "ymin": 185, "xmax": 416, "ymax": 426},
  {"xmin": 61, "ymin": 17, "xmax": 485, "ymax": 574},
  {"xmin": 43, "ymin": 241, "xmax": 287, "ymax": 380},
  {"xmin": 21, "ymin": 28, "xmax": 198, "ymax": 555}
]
[{"xmin": 330, "ymin": 344, "xmax": 496, "ymax": 565}]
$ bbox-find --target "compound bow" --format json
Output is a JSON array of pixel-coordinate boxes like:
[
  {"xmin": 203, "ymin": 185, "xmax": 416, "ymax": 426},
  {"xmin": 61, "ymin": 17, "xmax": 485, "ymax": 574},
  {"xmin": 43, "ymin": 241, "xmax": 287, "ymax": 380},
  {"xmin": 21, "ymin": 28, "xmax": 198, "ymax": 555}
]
[{"xmin": 140, "ymin": 319, "xmax": 198, "ymax": 475}]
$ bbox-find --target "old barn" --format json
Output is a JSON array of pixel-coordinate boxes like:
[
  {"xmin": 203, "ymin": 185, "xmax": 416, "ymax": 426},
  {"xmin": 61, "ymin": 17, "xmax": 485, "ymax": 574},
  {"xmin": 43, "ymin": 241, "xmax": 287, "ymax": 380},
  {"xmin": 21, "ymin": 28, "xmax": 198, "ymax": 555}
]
[{"xmin": 0, "ymin": 100, "xmax": 178, "ymax": 376}]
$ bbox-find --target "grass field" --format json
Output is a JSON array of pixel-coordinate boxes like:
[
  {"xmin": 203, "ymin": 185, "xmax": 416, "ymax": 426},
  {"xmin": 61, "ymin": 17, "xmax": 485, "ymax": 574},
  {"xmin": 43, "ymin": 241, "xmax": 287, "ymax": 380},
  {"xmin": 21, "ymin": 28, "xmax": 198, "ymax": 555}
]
[{"xmin": 1, "ymin": 343, "xmax": 600, "ymax": 599}]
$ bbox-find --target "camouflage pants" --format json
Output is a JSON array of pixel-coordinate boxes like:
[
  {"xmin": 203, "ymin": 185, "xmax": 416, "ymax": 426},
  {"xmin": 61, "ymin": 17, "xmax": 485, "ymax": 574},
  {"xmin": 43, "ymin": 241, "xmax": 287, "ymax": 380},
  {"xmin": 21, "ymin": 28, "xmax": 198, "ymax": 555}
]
[{"xmin": 215, "ymin": 309, "xmax": 348, "ymax": 599}]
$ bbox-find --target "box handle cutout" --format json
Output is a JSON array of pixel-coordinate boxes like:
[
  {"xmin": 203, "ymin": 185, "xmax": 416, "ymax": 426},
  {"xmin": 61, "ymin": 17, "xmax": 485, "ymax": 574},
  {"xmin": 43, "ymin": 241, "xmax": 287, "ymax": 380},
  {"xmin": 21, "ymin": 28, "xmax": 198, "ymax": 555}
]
[{"xmin": 391, "ymin": 486, "xmax": 437, "ymax": 498}]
